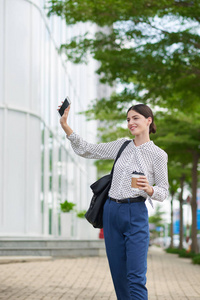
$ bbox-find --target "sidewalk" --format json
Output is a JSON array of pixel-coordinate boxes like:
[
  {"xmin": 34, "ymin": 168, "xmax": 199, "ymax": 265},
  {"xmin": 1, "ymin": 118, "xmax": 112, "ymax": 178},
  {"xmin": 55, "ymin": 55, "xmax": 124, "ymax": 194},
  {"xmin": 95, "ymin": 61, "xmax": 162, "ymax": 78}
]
[
  {"xmin": 147, "ymin": 246, "xmax": 200, "ymax": 300},
  {"xmin": 0, "ymin": 246, "xmax": 200, "ymax": 299}
]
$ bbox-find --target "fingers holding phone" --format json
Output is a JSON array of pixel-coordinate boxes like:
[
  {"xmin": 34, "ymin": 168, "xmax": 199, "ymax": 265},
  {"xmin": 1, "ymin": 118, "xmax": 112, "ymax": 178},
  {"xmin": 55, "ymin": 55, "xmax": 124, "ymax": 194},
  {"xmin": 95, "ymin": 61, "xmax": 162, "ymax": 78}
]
[
  {"xmin": 58, "ymin": 97, "xmax": 71, "ymax": 116},
  {"xmin": 58, "ymin": 97, "xmax": 73, "ymax": 136},
  {"xmin": 60, "ymin": 105, "xmax": 70, "ymax": 129}
]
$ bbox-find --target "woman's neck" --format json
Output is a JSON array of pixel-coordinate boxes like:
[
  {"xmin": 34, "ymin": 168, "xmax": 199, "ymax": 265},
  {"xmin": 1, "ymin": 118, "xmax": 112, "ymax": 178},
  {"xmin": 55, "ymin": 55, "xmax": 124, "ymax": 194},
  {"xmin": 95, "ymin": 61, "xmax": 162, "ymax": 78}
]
[{"xmin": 133, "ymin": 134, "xmax": 150, "ymax": 147}]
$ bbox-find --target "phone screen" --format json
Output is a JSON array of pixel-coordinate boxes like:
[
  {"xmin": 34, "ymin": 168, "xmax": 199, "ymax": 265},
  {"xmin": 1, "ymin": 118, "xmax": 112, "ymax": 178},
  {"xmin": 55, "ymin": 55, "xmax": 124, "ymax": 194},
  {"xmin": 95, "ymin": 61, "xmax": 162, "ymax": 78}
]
[{"xmin": 58, "ymin": 97, "xmax": 71, "ymax": 116}]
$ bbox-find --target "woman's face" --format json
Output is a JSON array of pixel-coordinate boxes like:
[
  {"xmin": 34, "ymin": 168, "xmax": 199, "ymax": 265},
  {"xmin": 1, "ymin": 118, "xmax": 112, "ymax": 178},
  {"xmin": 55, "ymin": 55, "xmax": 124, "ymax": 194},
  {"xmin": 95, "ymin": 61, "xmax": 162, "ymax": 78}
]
[{"xmin": 127, "ymin": 110, "xmax": 152, "ymax": 136}]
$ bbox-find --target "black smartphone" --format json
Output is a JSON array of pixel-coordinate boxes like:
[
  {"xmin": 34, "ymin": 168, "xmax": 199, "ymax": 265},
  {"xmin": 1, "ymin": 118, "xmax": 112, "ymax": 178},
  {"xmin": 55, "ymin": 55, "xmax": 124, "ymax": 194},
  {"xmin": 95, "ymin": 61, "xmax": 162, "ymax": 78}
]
[{"xmin": 58, "ymin": 97, "xmax": 71, "ymax": 116}]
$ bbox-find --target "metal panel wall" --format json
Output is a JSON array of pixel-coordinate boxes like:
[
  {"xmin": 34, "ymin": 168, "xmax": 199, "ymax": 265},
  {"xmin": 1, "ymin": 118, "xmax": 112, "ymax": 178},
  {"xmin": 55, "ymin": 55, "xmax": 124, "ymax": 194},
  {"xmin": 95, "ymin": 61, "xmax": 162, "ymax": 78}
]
[{"xmin": 0, "ymin": 0, "xmax": 104, "ymax": 239}]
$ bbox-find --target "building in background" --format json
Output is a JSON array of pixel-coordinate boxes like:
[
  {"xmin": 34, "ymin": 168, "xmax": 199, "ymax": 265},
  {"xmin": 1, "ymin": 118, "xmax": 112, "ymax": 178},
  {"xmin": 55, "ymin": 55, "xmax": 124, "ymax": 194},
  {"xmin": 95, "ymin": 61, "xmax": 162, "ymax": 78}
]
[{"xmin": 0, "ymin": 0, "xmax": 112, "ymax": 240}]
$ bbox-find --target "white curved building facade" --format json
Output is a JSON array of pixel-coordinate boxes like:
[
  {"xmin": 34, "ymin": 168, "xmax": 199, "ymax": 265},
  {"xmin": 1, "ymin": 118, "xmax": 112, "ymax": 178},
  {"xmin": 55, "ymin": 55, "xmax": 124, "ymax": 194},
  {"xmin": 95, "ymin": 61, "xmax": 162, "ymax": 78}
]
[{"xmin": 0, "ymin": 0, "xmax": 109, "ymax": 239}]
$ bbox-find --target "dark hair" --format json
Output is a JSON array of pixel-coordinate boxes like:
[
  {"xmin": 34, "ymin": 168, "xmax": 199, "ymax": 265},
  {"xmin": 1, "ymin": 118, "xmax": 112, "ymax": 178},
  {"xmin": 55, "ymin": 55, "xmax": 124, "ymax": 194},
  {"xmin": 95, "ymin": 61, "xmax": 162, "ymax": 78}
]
[{"xmin": 127, "ymin": 104, "xmax": 156, "ymax": 134}]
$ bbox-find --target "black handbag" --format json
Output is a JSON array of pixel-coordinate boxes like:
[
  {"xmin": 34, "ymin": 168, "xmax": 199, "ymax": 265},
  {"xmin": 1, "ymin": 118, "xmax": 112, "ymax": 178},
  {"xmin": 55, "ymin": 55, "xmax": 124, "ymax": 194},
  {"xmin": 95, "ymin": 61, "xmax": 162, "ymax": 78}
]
[{"xmin": 85, "ymin": 140, "xmax": 131, "ymax": 228}]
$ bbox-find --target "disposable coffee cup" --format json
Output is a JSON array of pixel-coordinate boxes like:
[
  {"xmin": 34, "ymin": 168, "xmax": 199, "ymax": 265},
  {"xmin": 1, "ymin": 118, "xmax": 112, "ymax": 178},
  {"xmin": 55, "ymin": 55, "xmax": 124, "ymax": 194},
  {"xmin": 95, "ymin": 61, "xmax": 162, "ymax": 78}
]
[{"xmin": 131, "ymin": 171, "xmax": 145, "ymax": 191}]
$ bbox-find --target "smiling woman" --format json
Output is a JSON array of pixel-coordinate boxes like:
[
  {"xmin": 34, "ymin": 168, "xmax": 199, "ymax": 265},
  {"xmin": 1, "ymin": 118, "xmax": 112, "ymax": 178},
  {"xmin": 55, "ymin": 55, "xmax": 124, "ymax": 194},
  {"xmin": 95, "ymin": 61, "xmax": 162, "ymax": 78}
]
[
  {"xmin": 59, "ymin": 102, "xmax": 169, "ymax": 300},
  {"xmin": 127, "ymin": 110, "xmax": 152, "ymax": 138},
  {"xmin": 127, "ymin": 104, "xmax": 157, "ymax": 137}
]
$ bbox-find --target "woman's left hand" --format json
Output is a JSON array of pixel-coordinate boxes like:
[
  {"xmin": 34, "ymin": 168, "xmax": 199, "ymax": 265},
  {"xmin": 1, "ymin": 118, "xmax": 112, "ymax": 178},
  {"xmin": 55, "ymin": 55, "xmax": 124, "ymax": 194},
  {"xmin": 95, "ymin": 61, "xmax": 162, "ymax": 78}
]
[{"xmin": 137, "ymin": 176, "xmax": 154, "ymax": 196}]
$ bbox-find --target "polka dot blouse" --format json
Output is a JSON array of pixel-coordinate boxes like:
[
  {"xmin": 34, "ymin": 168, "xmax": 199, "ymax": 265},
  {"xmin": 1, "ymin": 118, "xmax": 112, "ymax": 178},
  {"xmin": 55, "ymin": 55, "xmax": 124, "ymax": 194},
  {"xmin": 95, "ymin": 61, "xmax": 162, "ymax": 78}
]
[{"xmin": 67, "ymin": 132, "xmax": 169, "ymax": 207}]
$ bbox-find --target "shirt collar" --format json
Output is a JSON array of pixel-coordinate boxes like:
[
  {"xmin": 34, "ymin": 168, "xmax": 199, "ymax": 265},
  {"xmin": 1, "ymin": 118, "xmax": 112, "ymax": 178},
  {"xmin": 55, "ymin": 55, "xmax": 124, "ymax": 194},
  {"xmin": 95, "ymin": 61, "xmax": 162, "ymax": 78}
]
[{"xmin": 131, "ymin": 139, "xmax": 154, "ymax": 150}]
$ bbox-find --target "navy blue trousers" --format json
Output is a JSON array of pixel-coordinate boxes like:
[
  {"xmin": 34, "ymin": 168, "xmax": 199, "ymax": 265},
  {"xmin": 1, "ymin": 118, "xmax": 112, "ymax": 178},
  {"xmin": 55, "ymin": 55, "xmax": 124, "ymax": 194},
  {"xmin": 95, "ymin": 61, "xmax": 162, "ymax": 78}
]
[{"xmin": 103, "ymin": 198, "xmax": 149, "ymax": 300}]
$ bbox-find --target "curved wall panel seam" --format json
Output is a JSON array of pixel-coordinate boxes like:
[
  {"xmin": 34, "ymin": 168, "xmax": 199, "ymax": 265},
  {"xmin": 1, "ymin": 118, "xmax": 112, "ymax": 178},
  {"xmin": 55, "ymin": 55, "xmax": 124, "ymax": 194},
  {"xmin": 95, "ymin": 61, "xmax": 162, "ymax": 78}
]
[{"xmin": 0, "ymin": 105, "xmax": 86, "ymax": 173}]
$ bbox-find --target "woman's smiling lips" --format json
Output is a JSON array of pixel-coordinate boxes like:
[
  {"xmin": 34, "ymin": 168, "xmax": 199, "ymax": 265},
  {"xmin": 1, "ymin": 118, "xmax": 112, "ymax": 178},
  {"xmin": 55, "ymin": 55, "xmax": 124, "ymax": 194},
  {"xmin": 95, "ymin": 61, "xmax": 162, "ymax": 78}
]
[{"xmin": 130, "ymin": 126, "xmax": 137, "ymax": 130}]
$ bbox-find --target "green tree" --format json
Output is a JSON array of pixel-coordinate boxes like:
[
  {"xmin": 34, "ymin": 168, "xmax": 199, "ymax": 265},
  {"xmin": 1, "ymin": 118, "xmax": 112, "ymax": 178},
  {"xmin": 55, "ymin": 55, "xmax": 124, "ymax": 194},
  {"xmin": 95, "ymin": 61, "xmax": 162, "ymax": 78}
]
[{"xmin": 47, "ymin": 0, "xmax": 200, "ymax": 113}]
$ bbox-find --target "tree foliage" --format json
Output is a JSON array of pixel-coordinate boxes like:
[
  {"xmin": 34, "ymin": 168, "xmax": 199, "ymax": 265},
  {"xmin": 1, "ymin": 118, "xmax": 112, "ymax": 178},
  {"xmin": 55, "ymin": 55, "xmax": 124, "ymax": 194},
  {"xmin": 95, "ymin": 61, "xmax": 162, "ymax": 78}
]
[{"xmin": 47, "ymin": 0, "xmax": 200, "ymax": 112}]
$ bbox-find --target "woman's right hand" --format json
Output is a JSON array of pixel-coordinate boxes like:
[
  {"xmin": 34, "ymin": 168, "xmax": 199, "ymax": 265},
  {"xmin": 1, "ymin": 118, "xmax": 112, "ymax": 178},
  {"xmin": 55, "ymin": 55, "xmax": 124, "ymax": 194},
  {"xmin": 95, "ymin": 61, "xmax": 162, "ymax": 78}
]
[
  {"xmin": 59, "ymin": 105, "xmax": 70, "ymax": 130},
  {"xmin": 58, "ymin": 104, "xmax": 73, "ymax": 136}
]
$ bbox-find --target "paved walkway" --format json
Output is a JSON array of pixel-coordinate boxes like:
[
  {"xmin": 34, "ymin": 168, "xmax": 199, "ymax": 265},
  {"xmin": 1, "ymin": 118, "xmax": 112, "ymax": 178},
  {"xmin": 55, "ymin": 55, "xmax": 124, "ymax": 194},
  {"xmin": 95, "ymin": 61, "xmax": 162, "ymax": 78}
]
[{"xmin": 0, "ymin": 246, "xmax": 200, "ymax": 299}]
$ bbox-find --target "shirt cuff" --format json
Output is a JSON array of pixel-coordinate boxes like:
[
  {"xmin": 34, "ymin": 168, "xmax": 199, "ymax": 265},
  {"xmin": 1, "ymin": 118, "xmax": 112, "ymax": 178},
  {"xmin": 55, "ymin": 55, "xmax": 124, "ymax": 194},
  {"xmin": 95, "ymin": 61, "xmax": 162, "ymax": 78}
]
[
  {"xmin": 150, "ymin": 186, "xmax": 168, "ymax": 202},
  {"xmin": 66, "ymin": 131, "xmax": 75, "ymax": 140},
  {"xmin": 151, "ymin": 186, "xmax": 155, "ymax": 198}
]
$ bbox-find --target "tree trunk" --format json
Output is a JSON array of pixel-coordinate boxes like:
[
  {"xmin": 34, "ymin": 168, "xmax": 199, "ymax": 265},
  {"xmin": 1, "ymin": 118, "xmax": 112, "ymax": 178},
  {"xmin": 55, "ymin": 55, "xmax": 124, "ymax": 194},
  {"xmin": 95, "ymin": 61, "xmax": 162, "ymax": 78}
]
[
  {"xmin": 170, "ymin": 194, "xmax": 174, "ymax": 248},
  {"xmin": 191, "ymin": 151, "xmax": 199, "ymax": 253},
  {"xmin": 179, "ymin": 175, "xmax": 185, "ymax": 250}
]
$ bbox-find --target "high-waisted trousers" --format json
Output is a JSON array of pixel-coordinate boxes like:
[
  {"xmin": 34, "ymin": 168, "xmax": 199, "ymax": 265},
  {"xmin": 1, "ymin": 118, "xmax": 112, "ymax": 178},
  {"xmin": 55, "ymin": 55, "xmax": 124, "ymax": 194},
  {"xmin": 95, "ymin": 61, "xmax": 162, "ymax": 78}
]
[{"xmin": 103, "ymin": 198, "xmax": 149, "ymax": 300}]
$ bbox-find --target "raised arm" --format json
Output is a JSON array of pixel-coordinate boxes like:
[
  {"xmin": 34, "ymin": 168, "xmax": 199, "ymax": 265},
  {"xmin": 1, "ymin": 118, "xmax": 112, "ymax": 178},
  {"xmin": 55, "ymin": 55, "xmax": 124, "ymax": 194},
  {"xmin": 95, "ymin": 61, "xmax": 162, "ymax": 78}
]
[
  {"xmin": 59, "ymin": 105, "xmax": 73, "ymax": 137},
  {"xmin": 58, "ymin": 105, "xmax": 128, "ymax": 160}
]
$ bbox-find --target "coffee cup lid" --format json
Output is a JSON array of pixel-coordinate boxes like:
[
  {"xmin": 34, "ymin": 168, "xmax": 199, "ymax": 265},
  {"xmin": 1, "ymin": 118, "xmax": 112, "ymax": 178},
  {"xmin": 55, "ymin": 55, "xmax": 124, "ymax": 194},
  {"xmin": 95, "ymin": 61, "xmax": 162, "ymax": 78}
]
[{"xmin": 132, "ymin": 171, "xmax": 144, "ymax": 176}]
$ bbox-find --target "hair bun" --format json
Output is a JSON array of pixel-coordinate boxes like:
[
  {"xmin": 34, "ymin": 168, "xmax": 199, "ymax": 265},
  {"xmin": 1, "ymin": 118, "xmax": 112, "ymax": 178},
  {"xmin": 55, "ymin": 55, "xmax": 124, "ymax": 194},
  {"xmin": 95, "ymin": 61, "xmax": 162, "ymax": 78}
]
[{"xmin": 150, "ymin": 123, "xmax": 156, "ymax": 134}]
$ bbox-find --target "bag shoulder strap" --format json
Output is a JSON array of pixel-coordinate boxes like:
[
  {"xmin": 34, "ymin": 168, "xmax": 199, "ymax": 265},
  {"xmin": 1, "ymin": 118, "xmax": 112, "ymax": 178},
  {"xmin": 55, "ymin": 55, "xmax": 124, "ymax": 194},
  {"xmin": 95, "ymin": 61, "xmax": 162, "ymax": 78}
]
[{"xmin": 111, "ymin": 140, "xmax": 131, "ymax": 175}]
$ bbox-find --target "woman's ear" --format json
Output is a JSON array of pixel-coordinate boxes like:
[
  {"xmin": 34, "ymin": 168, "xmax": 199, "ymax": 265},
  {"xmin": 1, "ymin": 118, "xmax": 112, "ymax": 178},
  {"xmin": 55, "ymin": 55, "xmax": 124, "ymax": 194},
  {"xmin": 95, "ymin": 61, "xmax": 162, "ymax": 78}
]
[{"xmin": 147, "ymin": 117, "xmax": 152, "ymax": 125}]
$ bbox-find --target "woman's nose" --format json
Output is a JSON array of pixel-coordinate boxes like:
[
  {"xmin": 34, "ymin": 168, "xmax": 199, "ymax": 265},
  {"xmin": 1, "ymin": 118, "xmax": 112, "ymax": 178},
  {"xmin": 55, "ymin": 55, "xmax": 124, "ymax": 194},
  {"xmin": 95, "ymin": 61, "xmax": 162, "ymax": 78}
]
[{"xmin": 129, "ymin": 120, "xmax": 134, "ymax": 126}]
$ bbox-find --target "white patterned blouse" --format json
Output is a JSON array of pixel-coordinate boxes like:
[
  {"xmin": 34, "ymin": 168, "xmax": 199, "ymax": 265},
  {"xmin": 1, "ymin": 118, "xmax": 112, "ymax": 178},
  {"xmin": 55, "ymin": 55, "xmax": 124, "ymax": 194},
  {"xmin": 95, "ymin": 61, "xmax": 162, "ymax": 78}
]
[{"xmin": 67, "ymin": 132, "xmax": 169, "ymax": 206}]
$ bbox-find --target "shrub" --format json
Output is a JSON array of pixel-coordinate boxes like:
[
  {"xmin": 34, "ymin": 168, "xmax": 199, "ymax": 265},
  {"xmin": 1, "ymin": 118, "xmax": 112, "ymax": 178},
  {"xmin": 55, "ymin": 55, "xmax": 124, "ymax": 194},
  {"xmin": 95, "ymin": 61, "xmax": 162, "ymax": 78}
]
[
  {"xmin": 166, "ymin": 247, "xmax": 200, "ymax": 264},
  {"xmin": 76, "ymin": 210, "xmax": 87, "ymax": 218},
  {"xmin": 178, "ymin": 249, "xmax": 196, "ymax": 258},
  {"xmin": 60, "ymin": 200, "xmax": 76, "ymax": 213},
  {"xmin": 192, "ymin": 255, "xmax": 200, "ymax": 265},
  {"xmin": 165, "ymin": 248, "xmax": 181, "ymax": 254}
]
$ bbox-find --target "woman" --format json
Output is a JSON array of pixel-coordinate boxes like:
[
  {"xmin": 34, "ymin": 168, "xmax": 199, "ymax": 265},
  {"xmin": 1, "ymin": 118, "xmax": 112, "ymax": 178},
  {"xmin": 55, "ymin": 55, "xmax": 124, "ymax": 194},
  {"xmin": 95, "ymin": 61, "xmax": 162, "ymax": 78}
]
[{"xmin": 59, "ymin": 103, "xmax": 169, "ymax": 300}]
